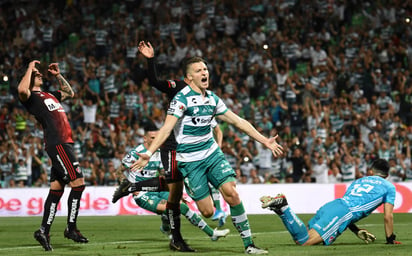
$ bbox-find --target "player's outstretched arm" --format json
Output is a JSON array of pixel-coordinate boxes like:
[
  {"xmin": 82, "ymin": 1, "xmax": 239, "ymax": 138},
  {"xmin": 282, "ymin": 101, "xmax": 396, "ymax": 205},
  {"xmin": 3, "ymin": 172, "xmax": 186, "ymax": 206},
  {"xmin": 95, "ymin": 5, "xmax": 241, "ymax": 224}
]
[
  {"xmin": 131, "ymin": 115, "xmax": 178, "ymax": 171},
  {"xmin": 218, "ymin": 110, "xmax": 283, "ymax": 157}
]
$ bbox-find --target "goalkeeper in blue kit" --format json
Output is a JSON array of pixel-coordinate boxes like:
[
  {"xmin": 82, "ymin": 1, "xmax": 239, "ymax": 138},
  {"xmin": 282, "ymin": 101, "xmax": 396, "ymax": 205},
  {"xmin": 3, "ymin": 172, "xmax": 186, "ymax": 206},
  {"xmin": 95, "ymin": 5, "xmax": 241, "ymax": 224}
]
[{"xmin": 261, "ymin": 159, "xmax": 402, "ymax": 245}]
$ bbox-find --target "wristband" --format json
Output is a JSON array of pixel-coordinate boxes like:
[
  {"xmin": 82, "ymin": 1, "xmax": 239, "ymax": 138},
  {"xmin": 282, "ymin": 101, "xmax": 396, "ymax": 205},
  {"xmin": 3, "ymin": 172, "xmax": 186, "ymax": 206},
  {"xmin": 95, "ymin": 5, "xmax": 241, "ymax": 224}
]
[
  {"xmin": 386, "ymin": 233, "xmax": 396, "ymax": 244},
  {"xmin": 145, "ymin": 150, "xmax": 153, "ymax": 157}
]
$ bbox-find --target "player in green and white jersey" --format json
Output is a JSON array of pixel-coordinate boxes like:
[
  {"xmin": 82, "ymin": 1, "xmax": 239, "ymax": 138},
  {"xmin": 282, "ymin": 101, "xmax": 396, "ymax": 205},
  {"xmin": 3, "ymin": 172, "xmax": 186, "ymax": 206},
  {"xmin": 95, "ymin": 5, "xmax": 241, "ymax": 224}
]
[
  {"xmin": 116, "ymin": 122, "xmax": 230, "ymax": 242},
  {"xmin": 131, "ymin": 57, "xmax": 284, "ymax": 255}
]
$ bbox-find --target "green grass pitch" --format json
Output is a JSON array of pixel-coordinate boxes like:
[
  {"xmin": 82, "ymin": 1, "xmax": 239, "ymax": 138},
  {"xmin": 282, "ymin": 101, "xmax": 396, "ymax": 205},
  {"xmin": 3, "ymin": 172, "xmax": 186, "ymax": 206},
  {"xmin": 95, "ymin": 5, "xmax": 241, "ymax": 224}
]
[{"xmin": 0, "ymin": 213, "xmax": 410, "ymax": 255}]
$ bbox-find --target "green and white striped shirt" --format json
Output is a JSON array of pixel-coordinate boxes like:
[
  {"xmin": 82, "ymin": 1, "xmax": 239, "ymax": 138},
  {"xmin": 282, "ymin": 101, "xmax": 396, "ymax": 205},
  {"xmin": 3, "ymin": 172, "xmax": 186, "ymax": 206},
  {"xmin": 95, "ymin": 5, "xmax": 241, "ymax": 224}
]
[
  {"xmin": 167, "ymin": 86, "xmax": 228, "ymax": 162},
  {"xmin": 122, "ymin": 145, "xmax": 162, "ymax": 182}
]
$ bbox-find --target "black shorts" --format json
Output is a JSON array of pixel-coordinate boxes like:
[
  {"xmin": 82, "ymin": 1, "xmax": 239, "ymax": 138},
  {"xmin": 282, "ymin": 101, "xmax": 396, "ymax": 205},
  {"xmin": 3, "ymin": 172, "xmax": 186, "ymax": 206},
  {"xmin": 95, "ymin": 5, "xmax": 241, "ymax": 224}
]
[
  {"xmin": 160, "ymin": 149, "xmax": 183, "ymax": 183},
  {"xmin": 47, "ymin": 143, "xmax": 83, "ymax": 184}
]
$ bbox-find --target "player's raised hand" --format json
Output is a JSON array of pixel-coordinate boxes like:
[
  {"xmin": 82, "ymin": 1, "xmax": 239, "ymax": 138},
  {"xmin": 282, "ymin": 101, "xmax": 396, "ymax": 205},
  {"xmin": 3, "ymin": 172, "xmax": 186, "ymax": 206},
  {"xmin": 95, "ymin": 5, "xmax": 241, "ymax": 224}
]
[
  {"xmin": 29, "ymin": 60, "xmax": 40, "ymax": 70},
  {"xmin": 48, "ymin": 63, "xmax": 60, "ymax": 76},
  {"xmin": 138, "ymin": 41, "xmax": 154, "ymax": 58}
]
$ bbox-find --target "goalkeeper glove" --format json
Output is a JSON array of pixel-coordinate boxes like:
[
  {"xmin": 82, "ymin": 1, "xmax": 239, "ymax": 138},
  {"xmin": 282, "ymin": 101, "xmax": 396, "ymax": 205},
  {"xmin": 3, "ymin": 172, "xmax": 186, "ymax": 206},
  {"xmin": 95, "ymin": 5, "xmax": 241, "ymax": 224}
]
[
  {"xmin": 356, "ymin": 229, "xmax": 376, "ymax": 244},
  {"xmin": 386, "ymin": 233, "xmax": 402, "ymax": 244}
]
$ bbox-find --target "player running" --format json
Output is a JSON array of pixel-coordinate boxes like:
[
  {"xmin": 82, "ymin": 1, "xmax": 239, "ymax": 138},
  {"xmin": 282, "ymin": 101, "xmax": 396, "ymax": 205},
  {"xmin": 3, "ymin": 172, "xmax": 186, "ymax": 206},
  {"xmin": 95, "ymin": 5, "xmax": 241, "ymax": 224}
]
[{"xmin": 131, "ymin": 56, "xmax": 283, "ymax": 254}]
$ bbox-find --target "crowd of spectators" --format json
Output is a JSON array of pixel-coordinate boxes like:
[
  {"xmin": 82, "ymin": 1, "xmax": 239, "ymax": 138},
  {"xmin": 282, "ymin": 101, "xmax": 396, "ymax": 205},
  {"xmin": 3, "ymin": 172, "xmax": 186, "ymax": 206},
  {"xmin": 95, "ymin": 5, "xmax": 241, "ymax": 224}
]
[{"xmin": 1, "ymin": 0, "xmax": 412, "ymax": 188}]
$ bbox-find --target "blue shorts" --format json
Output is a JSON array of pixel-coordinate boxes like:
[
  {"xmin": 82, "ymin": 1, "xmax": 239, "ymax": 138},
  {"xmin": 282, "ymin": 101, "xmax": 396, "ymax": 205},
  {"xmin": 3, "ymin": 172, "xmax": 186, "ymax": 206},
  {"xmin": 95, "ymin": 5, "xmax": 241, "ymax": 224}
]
[{"xmin": 308, "ymin": 199, "xmax": 353, "ymax": 245}]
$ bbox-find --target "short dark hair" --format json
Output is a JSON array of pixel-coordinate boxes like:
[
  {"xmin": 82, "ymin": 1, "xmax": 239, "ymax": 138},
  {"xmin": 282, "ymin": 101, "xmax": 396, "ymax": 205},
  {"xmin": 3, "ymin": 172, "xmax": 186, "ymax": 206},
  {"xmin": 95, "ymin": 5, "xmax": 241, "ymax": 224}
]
[
  {"xmin": 370, "ymin": 158, "xmax": 390, "ymax": 178},
  {"xmin": 182, "ymin": 57, "xmax": 207, "ymax": 77},
  {"xmin": 143, "ymin": 120, "xmax": 158, "ymax": 133}
]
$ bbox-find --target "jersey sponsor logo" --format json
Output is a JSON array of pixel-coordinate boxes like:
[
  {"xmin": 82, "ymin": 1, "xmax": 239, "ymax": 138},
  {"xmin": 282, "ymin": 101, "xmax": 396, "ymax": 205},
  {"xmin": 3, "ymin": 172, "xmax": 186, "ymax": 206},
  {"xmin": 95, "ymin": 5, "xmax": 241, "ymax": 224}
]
[
  {"xmin": 46, "ymin": 203, "xmax": 57, "ymax": 224},
  {"xmin": 69, "ymin": 199, "xmax": 78, "ymax": 222},
  {"xmin": 191, "ymin": 117, "xmax": 211, "ymax": 125},
  {"xmin": 44, "ymin": 98, "xmax": 63, "ymax": 112}
]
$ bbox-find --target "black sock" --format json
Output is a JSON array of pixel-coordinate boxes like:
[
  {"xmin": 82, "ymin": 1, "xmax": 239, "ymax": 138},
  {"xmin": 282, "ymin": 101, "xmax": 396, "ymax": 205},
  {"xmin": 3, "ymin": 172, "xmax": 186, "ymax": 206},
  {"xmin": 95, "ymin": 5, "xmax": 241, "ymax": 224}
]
[
  {"xmin": 41, "ymin": 189, "xmax": 64, "ymax": 234},
  {"xmin": 166, "ymin": 202, "xmax": 182, "ymax": 241},
  {"xmin": 67, "ymin": 185, "xmax": 85, "ymax": 231},
  {"xmin": 130, "ymin": 177, "xmax": 166, "ymax": 192}
]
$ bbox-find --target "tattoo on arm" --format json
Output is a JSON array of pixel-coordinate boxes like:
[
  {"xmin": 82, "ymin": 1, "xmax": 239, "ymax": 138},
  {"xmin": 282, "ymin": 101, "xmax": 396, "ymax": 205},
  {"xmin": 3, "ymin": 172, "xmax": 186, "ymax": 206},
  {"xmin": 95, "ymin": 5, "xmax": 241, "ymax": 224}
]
[
  {"xmin": 115, "ymin": 166, "xmax": 126, "ymax": 181},
  {"xmin": 56, "ymin": 74, "xmax": 74, "ymax": 100}
]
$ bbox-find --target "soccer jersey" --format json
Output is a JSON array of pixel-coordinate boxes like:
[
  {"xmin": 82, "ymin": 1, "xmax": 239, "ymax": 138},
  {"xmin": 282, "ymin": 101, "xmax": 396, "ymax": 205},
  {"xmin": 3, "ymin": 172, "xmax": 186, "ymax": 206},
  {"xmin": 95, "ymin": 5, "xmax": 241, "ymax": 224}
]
[
  {"xmin": 121, "ymin": 144, "xmax": 163, "ymax": 183},
  {"xmin": 307, "ymin": 175, "xmax": 396, "ymax": 245},
  {"xmin": 20, "ymin": 91, "xmax": 73, "ymax": 148},
  {"xmin": 167, "ymin": 86, "xmax": 228, "ymax": 162},
  {"xmin": 341, "ymin": 175, "xmax": 396, "ymax": 221}
]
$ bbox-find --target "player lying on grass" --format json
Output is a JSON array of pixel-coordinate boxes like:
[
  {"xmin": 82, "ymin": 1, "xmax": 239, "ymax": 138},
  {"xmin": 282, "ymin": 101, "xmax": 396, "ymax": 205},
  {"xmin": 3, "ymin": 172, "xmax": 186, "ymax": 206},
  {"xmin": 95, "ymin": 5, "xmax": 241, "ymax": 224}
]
[
  {"xmin": 114, "ymin": 122, "xmax": 230, "ymax": 242},
  {"xmin": 260, "ymin": 158, "xmax": 401, "ymax": 245}
]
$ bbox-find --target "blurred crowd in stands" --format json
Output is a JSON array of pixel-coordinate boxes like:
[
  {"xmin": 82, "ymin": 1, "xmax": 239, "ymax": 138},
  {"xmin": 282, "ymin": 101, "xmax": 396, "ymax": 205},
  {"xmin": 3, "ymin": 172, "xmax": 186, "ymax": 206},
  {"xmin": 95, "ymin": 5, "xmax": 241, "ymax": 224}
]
[{"xmin": 0, "ymin": 0, "xmax": 412, "ymax": 188}]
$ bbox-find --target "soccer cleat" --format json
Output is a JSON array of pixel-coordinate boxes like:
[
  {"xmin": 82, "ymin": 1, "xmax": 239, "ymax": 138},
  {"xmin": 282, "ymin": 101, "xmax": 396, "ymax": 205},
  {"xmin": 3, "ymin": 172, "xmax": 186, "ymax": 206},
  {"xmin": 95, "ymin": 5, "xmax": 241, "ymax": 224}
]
[
  {"xmin": 212, "ymin": 210, "xmax": 227, "ymax": 227},
  {"xmin": 218, "ymin": 212, "xmax": 227, "ymax": 227},
  {"xmin": 211, "ymin": 228, "xmax": 230, "ymax": 241},
  {"xmin": 245, "ymin": 244, "xmax": 268, "ymax": 254},
  {"xmin": 112, "ymin": 179, "xmax": 132, "ymax": 203},
  {"xmin": 260, "ymin": 194, "xmax": 288, "ymax": 214},
  {"xmin": 169, "ymin": 239, "xmax": 196, "ymax": 252},
  {"xmin": 64, "ymin": 228, "xmax": 89, "ymax": 243},
  {"xmin": 34, "ymin": 229, "xmax": 53, "ymax": 251},
  {"xmin": 211, "ymin": 209, "xmax": 225, "ymax": 221}
]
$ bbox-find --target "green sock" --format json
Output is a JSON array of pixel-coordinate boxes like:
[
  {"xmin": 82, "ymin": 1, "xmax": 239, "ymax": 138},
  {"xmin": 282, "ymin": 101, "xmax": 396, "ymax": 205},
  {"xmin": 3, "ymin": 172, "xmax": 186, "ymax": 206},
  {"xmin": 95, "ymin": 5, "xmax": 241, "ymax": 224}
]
[
  {"xmin": 180, "ymin": 203, "xmax": 214, "ymax": 237},
  {"xmin": 230, "ymin": 202, "xmax": 253, "ymax": 247}
]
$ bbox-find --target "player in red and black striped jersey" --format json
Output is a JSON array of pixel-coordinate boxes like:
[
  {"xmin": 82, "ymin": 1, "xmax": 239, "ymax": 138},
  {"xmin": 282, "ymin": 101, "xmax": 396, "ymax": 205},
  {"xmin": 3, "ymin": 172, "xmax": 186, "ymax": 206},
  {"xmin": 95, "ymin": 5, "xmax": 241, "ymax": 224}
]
[
  {"xmin": 18, "ymin": 60, "xmax": 88, "ymax": 251},
  {"xmin": 136, "ymin": 41, "xmax": 194, "ymax": 252}
]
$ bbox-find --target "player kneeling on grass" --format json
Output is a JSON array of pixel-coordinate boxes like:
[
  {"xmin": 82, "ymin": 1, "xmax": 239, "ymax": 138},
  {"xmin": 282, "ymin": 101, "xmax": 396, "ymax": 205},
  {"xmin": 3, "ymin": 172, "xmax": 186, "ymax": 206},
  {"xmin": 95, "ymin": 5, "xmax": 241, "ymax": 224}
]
[
  {"xmin": 260, "ymin": 158, "xmax": 402, "ymax": 245},
  {"xmin": 114, "ymin": 122, "xmax": 229, "ymax": 243}
]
